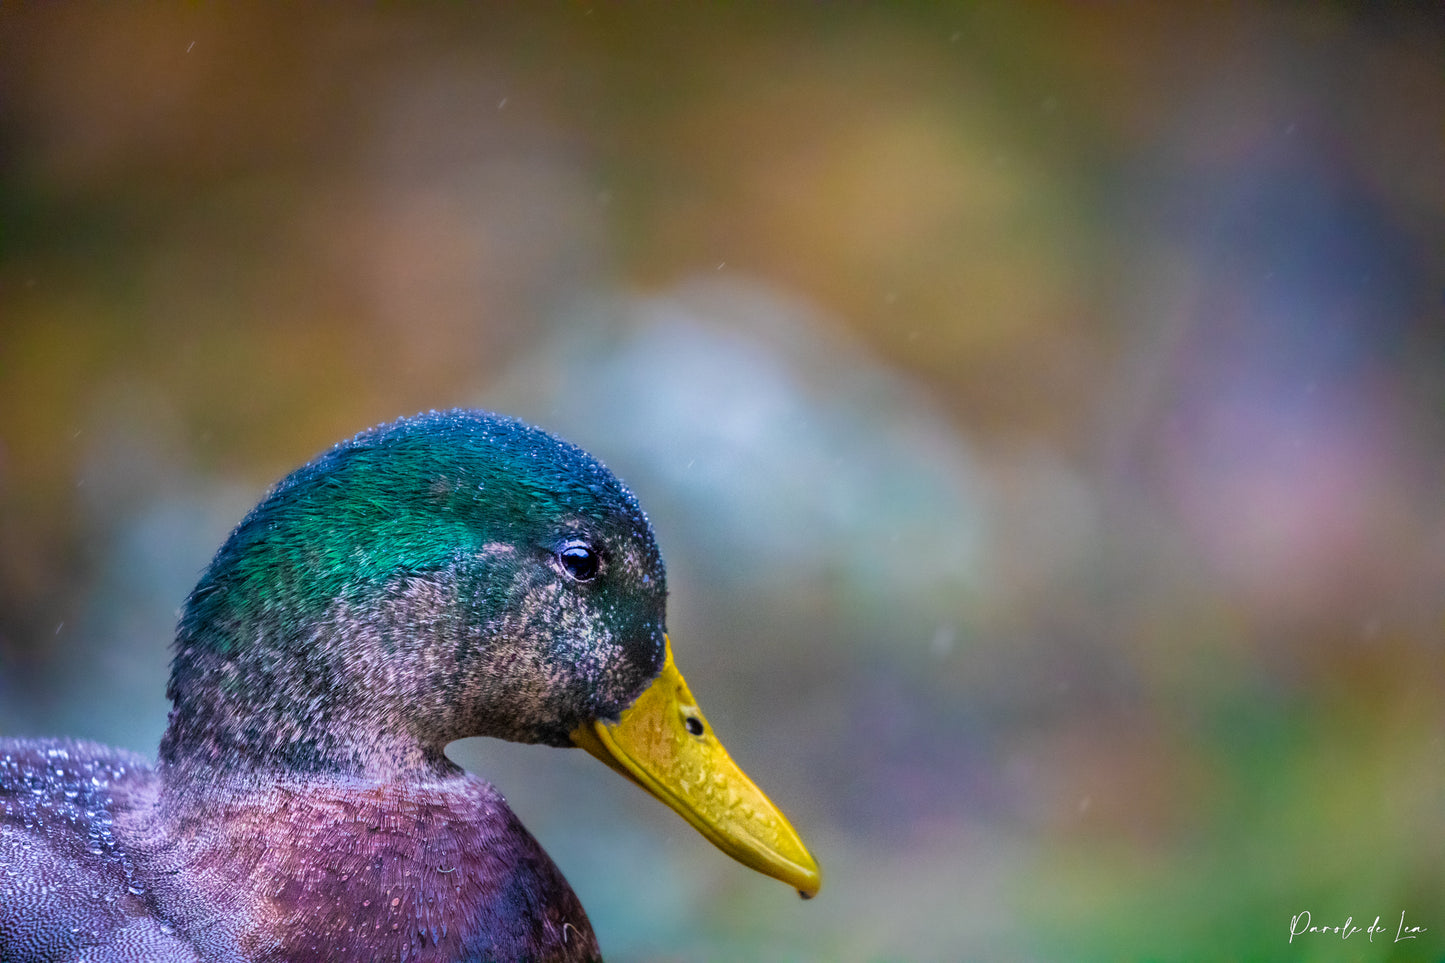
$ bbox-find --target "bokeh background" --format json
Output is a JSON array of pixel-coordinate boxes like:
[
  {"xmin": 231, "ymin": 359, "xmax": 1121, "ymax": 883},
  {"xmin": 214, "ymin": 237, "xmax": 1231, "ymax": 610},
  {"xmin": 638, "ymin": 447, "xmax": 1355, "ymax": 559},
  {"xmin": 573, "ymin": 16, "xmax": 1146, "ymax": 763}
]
[{"xmin": 3, "ymin": 5, "xmax": 1444, "ymax": 961}]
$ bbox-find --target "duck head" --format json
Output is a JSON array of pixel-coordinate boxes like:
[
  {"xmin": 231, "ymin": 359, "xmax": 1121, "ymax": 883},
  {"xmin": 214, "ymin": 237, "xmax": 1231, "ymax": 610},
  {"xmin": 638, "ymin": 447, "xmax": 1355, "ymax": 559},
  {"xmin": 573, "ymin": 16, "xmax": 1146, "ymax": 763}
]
[{"xmin": 160, "ymin": 409, "xmax": 820, "ymax": 896}]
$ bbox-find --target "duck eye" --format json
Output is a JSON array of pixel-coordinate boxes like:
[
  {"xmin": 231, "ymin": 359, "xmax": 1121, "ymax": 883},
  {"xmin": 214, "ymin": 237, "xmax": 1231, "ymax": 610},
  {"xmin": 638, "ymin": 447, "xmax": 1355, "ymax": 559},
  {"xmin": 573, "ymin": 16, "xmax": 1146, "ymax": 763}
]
[{"xmin": 556, "ymin": 541, "xmax": 600, "ymax": 582}]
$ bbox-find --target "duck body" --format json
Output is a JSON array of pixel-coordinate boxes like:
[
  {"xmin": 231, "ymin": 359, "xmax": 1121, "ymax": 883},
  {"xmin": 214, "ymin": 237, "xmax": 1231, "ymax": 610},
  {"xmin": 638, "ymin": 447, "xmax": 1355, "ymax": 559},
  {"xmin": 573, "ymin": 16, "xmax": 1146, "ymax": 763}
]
[
  {"xmin": 0, "ymin": 739, "xmax": 192, "ymax": 962},
  {"xmin": 0, "ymin": 410, "xmax": 818, "ymax": 963},
  {"xmin": 1, "ymin": 737, "xmax": 596, "ymax": 962}
]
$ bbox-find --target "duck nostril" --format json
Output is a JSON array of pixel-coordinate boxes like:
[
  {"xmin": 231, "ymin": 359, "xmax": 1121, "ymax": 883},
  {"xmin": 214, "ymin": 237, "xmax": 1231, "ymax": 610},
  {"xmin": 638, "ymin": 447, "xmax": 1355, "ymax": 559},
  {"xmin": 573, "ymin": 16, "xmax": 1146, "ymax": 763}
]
[{"xmin": 684, "ymin": 715, "xmax": 705, "ymax": 737}]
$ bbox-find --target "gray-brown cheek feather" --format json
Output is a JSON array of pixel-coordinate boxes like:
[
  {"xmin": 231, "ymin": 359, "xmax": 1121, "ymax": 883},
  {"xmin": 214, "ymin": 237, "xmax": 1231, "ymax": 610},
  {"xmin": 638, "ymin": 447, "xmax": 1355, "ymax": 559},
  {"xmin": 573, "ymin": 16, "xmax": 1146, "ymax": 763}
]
[
  {"xmin": 449, "ymin": 561, "xmax": 655, "ymax": 746},
  {"xmin": 357, "ymin": 554, "xmax": 659, "ymax": 749}
]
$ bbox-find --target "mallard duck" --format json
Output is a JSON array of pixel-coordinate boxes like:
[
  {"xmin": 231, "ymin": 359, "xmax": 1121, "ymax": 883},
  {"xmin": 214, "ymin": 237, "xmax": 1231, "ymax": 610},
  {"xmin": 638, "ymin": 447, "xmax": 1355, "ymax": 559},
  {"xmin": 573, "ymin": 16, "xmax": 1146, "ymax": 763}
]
[{"xmin": 0, "ymin": 409, "xmax": 820, "ymax": 962}]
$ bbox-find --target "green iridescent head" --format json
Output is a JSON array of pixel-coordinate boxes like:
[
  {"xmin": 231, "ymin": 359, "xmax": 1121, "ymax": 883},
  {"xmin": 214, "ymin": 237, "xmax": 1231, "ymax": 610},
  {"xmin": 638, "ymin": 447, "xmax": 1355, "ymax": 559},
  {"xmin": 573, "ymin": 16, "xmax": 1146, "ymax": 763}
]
[{"xmin": 160, "ymin": 410, "xmax": 668, "ymax": 775}]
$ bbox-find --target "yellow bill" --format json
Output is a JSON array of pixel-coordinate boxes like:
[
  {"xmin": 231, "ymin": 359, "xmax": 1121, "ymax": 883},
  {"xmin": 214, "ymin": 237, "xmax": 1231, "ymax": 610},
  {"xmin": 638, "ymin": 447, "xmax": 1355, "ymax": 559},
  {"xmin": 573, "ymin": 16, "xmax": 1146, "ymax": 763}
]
[{"xmin": 570, "ymin": 636, "xmax": 822, "ymax": 898}]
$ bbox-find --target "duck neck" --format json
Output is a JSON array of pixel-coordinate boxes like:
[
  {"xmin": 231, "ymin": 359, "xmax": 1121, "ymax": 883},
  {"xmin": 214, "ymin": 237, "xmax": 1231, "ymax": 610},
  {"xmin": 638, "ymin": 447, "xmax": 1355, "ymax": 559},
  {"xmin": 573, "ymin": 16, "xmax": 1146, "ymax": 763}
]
[
  {"xmin": 159, "ymin": 710, "xmax": 454, "ymax": 785},
  {"xmin": 158, "ymin": 674, "xmax": 455, "ymax": 785},
  {"xmin": 158, "ymin": 584, "xmax": 461, "ymax": 783}
]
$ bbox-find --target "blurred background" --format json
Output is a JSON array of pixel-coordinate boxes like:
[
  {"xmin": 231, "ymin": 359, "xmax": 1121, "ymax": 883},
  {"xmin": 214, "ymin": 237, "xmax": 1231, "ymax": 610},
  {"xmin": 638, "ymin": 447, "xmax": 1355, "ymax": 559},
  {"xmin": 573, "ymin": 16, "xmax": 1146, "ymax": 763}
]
[{"xmin": 2, "ymin": 5, "xmax": 1443, "ymax": 960}]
